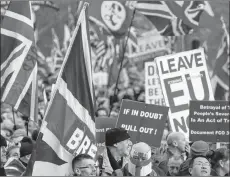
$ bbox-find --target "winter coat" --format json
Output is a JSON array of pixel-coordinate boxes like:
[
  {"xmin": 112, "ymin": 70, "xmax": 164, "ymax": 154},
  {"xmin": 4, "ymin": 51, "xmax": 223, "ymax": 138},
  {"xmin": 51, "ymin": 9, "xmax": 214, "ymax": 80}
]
[
  {"xmin": 177, "ymin": 158, "xmax": 191, "ymax": 176},
  {"xmin": 0, "ymin": 167, "xmax": 6, "ymax": 176},
  {"xmin": 123, "ymin": 163, "xmax": 165, "ymax": 176},
  {"xmin": 99, "ymin": 147, "xmax": 129, "ymax": 176},
  {"xmin": 177, "ymin": 158, "xmax": 217, "ymax": 176},
  {"xmin": 158, "ymin": 160, "xmax": 168, "ymax": 174}
]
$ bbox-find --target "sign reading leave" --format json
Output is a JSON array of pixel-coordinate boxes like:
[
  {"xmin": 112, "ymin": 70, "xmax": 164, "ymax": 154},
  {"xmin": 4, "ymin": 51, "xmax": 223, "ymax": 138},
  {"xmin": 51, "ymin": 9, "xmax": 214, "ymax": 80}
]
[
  {"xmin": 127, "ymin": 33, "xmax": 167, "ymax": 63},
  {"xmin": 155, "ymin": 48, "xmax": 214, "ymax": 140},
  {"xmin": 116, "ymin": 100, "xmax": 169, "ymax": 147},
  {"xmin": 189, "ymin": 101, "xmax": 230, "ymax": 142}
]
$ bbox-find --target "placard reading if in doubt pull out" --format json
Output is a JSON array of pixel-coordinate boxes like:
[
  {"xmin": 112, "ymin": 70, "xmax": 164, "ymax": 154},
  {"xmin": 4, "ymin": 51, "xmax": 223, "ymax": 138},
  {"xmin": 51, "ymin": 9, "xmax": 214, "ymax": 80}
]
[{"xmin": 116, "ymin": 100, "xmax": 169, "ymax": 147}]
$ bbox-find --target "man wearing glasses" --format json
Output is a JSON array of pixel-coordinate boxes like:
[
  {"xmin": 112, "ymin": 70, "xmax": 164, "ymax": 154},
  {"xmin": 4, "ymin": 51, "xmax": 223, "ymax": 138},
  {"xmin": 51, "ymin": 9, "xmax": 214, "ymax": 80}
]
[
  {"xmin": 72, "ymin": 154, "xmax": 98, "ymax": 176},
  {"xmin": 188, "ymin": 155, "xmax": 211, "ymax": 176}
]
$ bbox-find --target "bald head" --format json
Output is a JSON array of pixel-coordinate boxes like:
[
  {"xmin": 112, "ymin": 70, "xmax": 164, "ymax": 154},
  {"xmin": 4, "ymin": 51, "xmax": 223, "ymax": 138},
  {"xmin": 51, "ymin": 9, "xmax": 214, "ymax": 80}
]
[
  {"xmin": 167, "ymin": 132, "xmax": 185, "ymax": 144},
  {"xmin": 167, "ymin": 132, "xmax": 186, "ymax": 152}
]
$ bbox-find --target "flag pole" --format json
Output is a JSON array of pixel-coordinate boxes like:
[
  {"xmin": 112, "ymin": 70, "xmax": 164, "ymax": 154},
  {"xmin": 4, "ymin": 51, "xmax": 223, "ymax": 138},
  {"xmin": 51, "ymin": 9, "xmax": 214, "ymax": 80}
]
[
  {"xmin": 220, "ymin": 16, "xmax": 229, "ymax": 48},
  {"xmin": 109, "ymin": 8, "xmax": 137, "ymax": 117},
  {"xmin": 216, "ymin": 16, "xmax": 228, "ymax": 149},
  {"xmin": 11, "ymin": 106, "xmax": 17, "ymax": 131},
  {"xmin": 40, "ymin": 2, "xmax": 89, "ymax": 125}
]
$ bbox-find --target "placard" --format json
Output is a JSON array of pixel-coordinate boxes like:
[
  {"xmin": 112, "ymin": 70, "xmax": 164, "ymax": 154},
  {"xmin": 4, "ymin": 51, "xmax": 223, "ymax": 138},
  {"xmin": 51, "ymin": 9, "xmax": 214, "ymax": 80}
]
[
  {"xmin": 189, "ymin": 100, "xmax": 230, "ymax": 142},
  {"xmin": 145, "ymin": 61, "xmax": 165, "ymax": 105},
  {"xmin": 116, "ymin": 100, "xmax": 169, "ymax": 147},
  {"xmin": 155, "ymin": 48, "xmax": 214, "ymax": 140},
  {"xmin": 95, "ymin": 117, "xmax": 117, "ymax": 147},
  {"xmin": 127, "ymin": 33, "xmax": 167, "ymax": 63}
]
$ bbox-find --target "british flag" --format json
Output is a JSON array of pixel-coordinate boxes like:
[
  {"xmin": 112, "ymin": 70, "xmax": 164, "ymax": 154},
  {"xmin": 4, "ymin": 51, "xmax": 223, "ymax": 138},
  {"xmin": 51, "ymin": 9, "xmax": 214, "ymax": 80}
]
[
  {"xmin": 1, "ymin": 1, "xmax": 38, "ymax": 121},
  {"xmin": 25, "ymin": 3, "xmax": 96, "ymax": 175},
  {"xmin": 134, "ymin": 1, "xmax": 206, "ymax": 36},
  {"xmin": 211, "ymin": 22, "xmax": 229, "ymax": 100}
]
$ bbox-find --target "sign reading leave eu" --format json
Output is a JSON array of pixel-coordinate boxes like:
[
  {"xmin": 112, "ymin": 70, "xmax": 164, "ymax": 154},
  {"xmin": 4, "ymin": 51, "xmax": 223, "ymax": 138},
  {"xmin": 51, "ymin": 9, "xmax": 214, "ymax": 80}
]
[{"xmin": 155, "ymin": 48, "xmax": 214, "ymax": 141}]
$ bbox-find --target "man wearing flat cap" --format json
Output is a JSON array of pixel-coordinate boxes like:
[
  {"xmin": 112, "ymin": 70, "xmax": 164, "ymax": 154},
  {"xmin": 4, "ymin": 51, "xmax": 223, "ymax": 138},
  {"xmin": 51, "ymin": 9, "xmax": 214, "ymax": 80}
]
[{"xmin": 100, "ymin": 128, "xmax": 132, "ymax": 176}]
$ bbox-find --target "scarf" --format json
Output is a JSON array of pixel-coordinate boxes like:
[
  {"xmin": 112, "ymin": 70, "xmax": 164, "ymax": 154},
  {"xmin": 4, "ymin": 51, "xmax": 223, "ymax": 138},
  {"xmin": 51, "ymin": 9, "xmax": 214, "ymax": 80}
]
[{"xmin": 107, "ymin": 148, "xmax": 123, "ymax": 171}]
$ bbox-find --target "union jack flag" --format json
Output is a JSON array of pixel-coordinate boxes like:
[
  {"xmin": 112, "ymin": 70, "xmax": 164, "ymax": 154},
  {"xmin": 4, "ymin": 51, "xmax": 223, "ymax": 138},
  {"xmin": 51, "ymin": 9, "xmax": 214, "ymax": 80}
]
[
  {"xmin": 134, "ymin": 1, "xmax": 206, "ymax": 36},
  {"xmin": 212, "ymin": 21, "xmax": 229, "ymax": 100},
  {"xmin": 25, "ymin": 3, "xmax": 96, "ymax": 175},
  {"xmin": 1, "ymin": 1, "xmax": 38, "ymax": 121}
]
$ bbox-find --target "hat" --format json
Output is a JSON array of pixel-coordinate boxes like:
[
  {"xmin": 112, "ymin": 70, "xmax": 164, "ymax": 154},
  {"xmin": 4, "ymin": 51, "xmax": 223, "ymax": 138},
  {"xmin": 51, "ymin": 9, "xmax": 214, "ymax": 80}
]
[
  {"xmin": 130, "ymin": 142, "xmax": 152, "ymax": 165},
  {"xmin": 105, "ymin": 128, "xmax": 130, "ymax": 146},
  {"xmin": 128, "ymin": 142, "xmax": 152, "ymax": 176},
  {"xmin": 20, "ymin": 137, "xmax": 34, "ymax": 157},
  {"xmin": 191, "ymin": 140, "xmax": 209, "ymax": 156},
  {"xmin": 0, "ymin": 134, "xmax": 7, "ymax": 147}
]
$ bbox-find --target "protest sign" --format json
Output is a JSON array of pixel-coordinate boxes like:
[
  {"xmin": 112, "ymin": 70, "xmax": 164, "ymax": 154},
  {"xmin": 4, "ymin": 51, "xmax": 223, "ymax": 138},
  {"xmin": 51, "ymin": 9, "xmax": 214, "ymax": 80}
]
[
  {"xmin": 145, "ymin": 61, "xmax": 165, "ymax": 105},
  {"xmin": 95, "ymin": 117, "xmax": 117, "ymax": 147},
  {"xmin": 116, "ymin": 100, "xmax": 169, "ymax": 147},
  {"xmin": 127, "ymin": 32, "xmax": 167, "ymax": 63},
  {"xmin": 155, "ymin": 48, "xmax": 214, "ymax": 140},
  {"xmin": 189, "ymin": 100, "xmax": 230, "ymax": 142}
]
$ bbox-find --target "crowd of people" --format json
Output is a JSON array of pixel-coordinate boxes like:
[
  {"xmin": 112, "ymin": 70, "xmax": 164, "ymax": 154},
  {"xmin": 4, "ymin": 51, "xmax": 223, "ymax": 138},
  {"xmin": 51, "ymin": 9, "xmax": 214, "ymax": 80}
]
[
  {"xmin": 1, "ymin": 106, "xmax": 229, "ymax": 176},
  {"xmin": 0, "ymin": 1, "xmax": 229, "ymax": 176},
  {"xmin": 71, "ymin": 128, "xmax": 230, "ymax": 176},
  {"xmin": 0, "ymin": 104, "xmax": 39, "ymax": 176},
  {"xmin": 0, "ymin": 48, "xmax": 228, "ymax": 176}
]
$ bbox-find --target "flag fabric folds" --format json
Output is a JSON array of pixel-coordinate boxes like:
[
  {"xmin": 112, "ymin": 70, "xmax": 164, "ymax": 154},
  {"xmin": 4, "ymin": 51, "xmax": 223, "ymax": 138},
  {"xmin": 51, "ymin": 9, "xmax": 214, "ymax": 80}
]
[
  {"xmin": 89, "ymin": 18, "xmax": 108, "ymax": 72},
  {"xmin": 27, "ymin": 3, "xmax": 97, "ymax": 176},
  {"xmin": 50, "ymin": 28, "xmax": 64, "ymax": 73},
  {"xmin": 211, "ymin": 19, "xmax": 229, "ymax": 100},
  {"xmin": 4, "ymin": 157, "xmax": 26, "ymax": 176},
  {"xmin": 135, "ymin": 1, "xmax": 206, "ymax": 36},
  {"xmin": 88, "ymin": 0, "xmax": 134, "ymax": 38},
  {"xmin": 107, "ymin": 55, "xmax": 119, "ymax": 88},
  {"xmin": 0, "ymin": 1, "xmax": 38, "ymax": 121}
]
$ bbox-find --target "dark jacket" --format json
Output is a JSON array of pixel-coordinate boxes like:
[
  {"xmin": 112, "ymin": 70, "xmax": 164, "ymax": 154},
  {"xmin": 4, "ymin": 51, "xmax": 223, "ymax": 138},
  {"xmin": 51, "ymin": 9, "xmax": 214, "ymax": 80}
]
[
  {"xmin": 210, "ymin": 170, "xmax": 218, "ymax": 176},
  {"xmin": 210, "ymin": 169, "xmax": 229, "ymax": 176},
  {"xmin": 177, "ymin": 158, "xmax": 217, "ymax": 176},
  {"xmin": 152, "ymin": 163, "xmax": 166, "ymax": 176},
  {"xmin": 158, "ymin": 160, "xmax": 168, "ymax": 174},
  {"xmin": 177, "ymin": 158, "xmax": 191, "ymax": 176},
  {"xmin": 0, "ymin": 167, "xmax": 6, "ymax": 176},
  {"xmin": 99, "ymin": 148, "xmax": 129, "ymax": 176}
]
